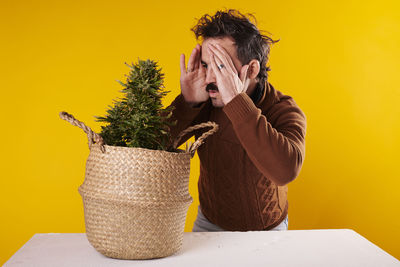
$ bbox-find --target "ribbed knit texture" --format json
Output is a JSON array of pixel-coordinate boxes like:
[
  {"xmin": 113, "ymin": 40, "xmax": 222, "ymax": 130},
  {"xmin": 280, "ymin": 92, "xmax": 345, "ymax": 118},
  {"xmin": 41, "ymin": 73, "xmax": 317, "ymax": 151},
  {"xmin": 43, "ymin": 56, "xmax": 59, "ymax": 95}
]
[{"xmin": 167, "ymin": 81, "xmax": 306, "ymax": 230}]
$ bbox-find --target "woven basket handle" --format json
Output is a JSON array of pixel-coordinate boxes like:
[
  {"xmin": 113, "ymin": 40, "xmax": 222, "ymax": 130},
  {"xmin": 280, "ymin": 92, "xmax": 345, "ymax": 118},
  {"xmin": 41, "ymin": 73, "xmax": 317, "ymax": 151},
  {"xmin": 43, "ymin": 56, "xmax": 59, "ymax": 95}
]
[
  {"xmin": 59, "ymin": 111, "xmax": 106, "ymax": 152},
  {"xmin": 173, "ymin": 121, "xmax": 219, "ymax": 157},
  {"xmin": 60, "ymin": 111, "xmax": 218, "ymax": 156}
]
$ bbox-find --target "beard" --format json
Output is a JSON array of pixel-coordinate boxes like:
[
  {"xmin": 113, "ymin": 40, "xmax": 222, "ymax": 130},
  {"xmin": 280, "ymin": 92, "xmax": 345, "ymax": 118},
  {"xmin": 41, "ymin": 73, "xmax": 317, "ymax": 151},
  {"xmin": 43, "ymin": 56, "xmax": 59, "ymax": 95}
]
[{"xmin": 206, "ymin": 83, "xmax": 218, "ymax": 92}]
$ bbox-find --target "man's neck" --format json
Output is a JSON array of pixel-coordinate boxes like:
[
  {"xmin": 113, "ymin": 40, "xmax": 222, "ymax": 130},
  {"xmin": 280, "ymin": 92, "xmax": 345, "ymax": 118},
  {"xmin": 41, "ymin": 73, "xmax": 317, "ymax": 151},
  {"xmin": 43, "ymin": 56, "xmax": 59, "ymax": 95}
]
[
  {"xmin": 246, "ymin": 80, "xmax": 257, "ymax": 97},
  {"xmin": 249, "ymin": 82, "xmax": 264, "ymax": 104}
]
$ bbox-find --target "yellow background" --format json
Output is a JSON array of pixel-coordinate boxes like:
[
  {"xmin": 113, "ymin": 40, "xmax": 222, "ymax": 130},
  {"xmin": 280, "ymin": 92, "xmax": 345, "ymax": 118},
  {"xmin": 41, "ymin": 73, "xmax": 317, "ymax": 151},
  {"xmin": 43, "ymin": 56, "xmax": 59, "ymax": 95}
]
[{"xmin": 1, "ymin": 0, "xmax": 399, "ymax": 264}]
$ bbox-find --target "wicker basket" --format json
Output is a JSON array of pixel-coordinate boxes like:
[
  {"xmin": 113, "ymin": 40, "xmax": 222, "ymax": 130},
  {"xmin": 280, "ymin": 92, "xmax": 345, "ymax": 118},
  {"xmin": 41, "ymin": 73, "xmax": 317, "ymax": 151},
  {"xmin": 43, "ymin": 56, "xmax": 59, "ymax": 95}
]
[{"xmin": 59, "ymin": 111, "xmax": 218, "ymax": 260}]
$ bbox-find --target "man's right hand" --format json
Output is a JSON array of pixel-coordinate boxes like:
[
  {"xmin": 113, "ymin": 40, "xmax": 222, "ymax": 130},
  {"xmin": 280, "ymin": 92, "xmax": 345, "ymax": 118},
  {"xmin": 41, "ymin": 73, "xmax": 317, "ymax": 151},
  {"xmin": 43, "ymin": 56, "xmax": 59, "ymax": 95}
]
[{"xmin": 180, "ymin": 44, "xmax": 209, "ymax": 107}]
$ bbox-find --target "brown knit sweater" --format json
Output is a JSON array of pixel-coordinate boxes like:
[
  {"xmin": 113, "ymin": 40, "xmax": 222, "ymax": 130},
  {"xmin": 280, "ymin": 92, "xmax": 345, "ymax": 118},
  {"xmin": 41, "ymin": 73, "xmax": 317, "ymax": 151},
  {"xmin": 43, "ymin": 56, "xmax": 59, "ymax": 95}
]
[{"xmin": 167, "ymin": 81, "xmax": 307, "ymax": 231}]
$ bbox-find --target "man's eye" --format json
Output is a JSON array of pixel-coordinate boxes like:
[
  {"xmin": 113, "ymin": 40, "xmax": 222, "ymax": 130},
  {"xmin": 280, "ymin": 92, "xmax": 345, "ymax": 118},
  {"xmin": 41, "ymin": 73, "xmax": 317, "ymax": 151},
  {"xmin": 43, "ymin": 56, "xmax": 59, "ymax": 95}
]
[{"xmin": 201, "ymin": 63, "xmax": 208, "ymax": 69}]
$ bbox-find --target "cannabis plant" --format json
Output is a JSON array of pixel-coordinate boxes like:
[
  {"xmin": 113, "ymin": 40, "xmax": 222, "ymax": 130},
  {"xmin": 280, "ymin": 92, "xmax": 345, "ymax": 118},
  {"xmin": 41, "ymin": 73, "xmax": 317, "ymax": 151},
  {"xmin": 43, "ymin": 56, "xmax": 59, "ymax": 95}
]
[{"xmin": 95, "ymin": 59, "xmax": 176, "ymax": 151}]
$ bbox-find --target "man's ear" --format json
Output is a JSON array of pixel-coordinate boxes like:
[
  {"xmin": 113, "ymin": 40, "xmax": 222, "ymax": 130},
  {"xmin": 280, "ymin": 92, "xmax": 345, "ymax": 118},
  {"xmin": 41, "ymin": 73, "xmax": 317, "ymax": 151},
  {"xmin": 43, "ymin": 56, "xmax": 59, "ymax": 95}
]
[{"xmin": 247, "ymin": 59, "xmax": 260, "ymax": 79}]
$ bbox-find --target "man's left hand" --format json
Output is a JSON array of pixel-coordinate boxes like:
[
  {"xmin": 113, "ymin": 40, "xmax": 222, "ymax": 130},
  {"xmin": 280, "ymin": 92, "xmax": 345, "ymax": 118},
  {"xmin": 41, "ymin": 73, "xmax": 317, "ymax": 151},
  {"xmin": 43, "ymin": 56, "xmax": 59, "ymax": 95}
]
[{"xmin": 208, "ymin": 43, "xmax": 250, "ymax": 105}]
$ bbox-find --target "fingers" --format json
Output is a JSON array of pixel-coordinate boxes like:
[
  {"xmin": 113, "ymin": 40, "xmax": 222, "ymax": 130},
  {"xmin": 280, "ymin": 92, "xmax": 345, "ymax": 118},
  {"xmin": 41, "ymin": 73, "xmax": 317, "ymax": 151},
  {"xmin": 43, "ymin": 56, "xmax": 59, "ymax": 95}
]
[
  {"xmin": 210, "ymin": 50, "xmax": 227, "ymax": 80},
  {"xmin": 197, "ymin": 45, "xmax": 206, "ymax": 75},
  {"xmin": 208, "ymin": 43, "xmax": 236, "ymax": 75},
  {"xmin": 209, "ymin": 53, "xmax": 222, "ymax": 79},
  {"xmin": 194, "ymin": 44, "xmax": 201, "ymax": 69},
  {"xmin": 182, "ymin": 45, "xmax": 201, "ymax": 74},
  {"xmin": 213, "ymin": 43, "xmax": 236, "ymax": 72},
  {"xmin": 240, "ymin": 65, "xmax": 250, "ymax": 93},
  {"xmin": 180, "ymin": 53, "xmax": 186, "ymax": 75},
  {"xmin": 239, "ymin": 65, "xmax": 250, "ymax": 83},
  {"xmin": 187, "ymin": 46, "xmax": 198, "ymax": 72}
]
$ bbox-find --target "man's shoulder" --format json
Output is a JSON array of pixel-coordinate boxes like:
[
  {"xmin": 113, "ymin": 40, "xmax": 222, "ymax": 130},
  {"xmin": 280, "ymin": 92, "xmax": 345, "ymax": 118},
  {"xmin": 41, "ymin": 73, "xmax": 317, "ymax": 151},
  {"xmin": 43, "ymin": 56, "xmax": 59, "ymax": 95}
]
[
  {"xmin": 260, "ymin": 83, "xmax": 306, "ymax": 120},
  {"xmin": 267, "ymin": 83, "xmax": 297, "ymax": 104}
]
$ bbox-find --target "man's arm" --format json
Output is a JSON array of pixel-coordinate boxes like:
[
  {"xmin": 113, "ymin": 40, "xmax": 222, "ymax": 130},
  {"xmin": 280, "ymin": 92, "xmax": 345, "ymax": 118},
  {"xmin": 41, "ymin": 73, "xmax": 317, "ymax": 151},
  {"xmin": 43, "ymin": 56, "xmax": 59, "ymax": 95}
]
[
  {"xmin": 223, "ymin": 92, "xmax": 307, "ymax": 186},
  {"xmin": 165, "ymin": 44, "xmax": 212, "ymax": 149}
]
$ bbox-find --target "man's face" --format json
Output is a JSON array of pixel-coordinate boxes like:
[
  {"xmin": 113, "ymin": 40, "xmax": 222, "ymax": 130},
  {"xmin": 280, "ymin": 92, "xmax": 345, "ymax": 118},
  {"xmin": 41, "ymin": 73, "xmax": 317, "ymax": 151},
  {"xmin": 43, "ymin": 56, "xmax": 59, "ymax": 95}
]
[{"xmin": 201, "ymin": 36, "xmax": 243, "ymax": 107}]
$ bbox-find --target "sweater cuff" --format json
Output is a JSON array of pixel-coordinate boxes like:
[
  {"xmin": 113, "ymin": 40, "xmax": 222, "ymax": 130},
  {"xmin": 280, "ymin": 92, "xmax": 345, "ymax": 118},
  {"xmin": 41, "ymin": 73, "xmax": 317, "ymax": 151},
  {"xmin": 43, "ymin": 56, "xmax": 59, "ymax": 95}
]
[
  {"xmin": 223, "ymin": 92, "xmax": 258, "ymax": 123},
  {"xmin": 172, "ymin": 94, "xmax": 207, "ymax": 120}
]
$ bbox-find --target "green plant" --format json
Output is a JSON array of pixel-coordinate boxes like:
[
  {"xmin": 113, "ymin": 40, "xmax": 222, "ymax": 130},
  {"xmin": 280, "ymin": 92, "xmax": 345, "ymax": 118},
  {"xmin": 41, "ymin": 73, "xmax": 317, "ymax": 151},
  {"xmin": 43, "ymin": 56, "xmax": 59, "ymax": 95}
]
[{"xmin": 95, "ymin": 59, "xmax": 176, "ymax": 151}]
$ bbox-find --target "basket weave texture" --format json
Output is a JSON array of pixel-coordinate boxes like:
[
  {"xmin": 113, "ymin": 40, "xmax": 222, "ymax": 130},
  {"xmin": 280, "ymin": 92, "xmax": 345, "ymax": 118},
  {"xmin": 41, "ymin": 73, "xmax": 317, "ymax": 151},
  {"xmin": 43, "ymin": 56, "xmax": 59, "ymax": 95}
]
[{"xmin": 60, "ymin": 111, "xmax": 218, "ymax": 259}]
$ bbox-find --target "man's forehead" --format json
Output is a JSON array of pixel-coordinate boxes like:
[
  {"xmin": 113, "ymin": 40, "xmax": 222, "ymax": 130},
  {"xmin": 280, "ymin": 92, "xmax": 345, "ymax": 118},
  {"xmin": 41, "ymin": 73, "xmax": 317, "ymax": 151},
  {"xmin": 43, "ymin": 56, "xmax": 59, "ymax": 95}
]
[
  {"xmin": 203, "ymin": 36, "xmax": 235, "ymax": 44},
  {"xmin": 201, "ymin": 36, "xmax": 236, "ymax": 49}
]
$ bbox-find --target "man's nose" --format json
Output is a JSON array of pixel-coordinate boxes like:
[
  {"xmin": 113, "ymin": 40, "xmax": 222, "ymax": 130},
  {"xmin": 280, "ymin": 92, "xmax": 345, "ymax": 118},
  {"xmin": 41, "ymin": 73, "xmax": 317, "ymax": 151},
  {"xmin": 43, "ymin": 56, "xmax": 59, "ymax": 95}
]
[{"xmin": 205, "ymin": 66, "xmax": 216, "ymax": 84}]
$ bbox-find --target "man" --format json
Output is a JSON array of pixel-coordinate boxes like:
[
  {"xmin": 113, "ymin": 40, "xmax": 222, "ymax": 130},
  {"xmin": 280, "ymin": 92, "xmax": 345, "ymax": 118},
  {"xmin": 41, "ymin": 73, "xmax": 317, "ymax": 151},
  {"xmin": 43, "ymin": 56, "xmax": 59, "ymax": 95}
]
[{"xmin": 167, "ymin": 9, "xmax": 307, "ymax": 232}]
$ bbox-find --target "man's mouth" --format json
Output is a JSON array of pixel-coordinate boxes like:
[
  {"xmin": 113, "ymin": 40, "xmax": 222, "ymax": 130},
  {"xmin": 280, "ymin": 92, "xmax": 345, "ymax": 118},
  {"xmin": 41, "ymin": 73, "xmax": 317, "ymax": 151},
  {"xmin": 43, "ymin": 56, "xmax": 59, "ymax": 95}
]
[{"xmin": 206, "ymin": 83, "xmax": 218, "ymax": 93}]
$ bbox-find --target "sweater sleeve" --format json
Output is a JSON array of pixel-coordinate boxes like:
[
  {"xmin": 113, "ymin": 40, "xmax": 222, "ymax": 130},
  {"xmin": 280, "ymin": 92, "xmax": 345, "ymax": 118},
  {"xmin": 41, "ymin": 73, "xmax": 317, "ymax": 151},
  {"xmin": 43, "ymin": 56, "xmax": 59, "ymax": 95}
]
[
  {"xmin": 222, "ymin": 92, "xmax": 307, "ymax": 186},
  {"xmin": 165, "ymin": 94, "xmax": 210, "ymax": 149}
]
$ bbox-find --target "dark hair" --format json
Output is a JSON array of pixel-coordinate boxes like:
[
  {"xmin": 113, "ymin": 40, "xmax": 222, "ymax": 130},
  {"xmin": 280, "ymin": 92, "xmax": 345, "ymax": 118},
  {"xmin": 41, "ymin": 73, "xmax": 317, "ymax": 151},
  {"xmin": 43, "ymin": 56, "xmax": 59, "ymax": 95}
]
[{"xmin": 191, "ymin": 9, "xmax": 279, "ymax": 90}]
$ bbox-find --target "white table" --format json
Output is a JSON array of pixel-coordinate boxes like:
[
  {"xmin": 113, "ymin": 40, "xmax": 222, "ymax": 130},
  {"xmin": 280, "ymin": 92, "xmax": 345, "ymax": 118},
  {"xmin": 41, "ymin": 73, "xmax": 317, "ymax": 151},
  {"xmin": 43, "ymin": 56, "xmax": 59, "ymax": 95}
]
[{"xmin": 4, "ymin": 229, "xmax": 400, "ymax": 266}]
